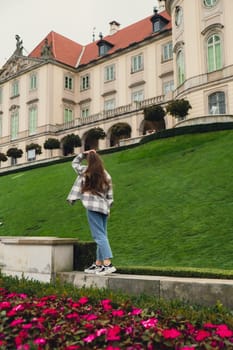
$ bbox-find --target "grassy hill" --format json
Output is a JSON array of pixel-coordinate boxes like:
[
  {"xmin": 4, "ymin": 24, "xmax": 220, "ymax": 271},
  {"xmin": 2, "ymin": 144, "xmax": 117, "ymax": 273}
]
[{"xmin": 1, "ymin": 130, "xmax": 233, "ymax": 271}]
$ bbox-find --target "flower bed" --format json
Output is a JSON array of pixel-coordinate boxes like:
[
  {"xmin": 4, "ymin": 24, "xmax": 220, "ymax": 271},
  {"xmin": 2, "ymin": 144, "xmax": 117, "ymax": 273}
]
[{"xmin": 0, "ymin": 288, "xmax": 233, "ymax": 349}]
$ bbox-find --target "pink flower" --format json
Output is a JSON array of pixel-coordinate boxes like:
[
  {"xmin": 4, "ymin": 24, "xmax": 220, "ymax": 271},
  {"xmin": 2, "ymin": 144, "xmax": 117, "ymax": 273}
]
[
  {"xmin": 65, "ymin": 346, "xmax": 80, "ymax": 350},
  {"xmin": 66, "ymin": 312, "xmax": 79, "ymax": 320},
  {"xmin": 106, "ymin": 346, "xmax": 121, "ymax": 350},
  {"xmin": 17, "ymin": 345, "xmax": 30, "ymax": 350},
  {"xmin": 141, "ymin": 317, "xmax": 158, "ymax": 329},
  {"xmin": 78, "ymin": 296, "xmax": 88, "ymax": 304},
  {"xmin": 216, "ymin": 324, "xmax": 233, "ymax": 338},
  {"xmin": 22, "ymin": 323, "xmax": 33, "ymax": 330},
  {"xmin": 96, "ymin": 328, "xmax": 107, "ymax": 336},
  {"xmin": 162, "ymin": 328, "xmax": 181, "ymax": 339},
  {"xmin": 42, "ymin": 308, "xmax": 58, "ymax": 315},
  {"xmin": 131, "ymin": 307, "xmax": 142, "ymax": 315},
  {"xmin": 106, "ymin": 325, "xmax": 121, "ymax": 341},
  {"xmin": 101, "ymin": 299, "xmax": 112, "ymax": 311},
  {"xmin": 34, "ymin": 338, "xmax": 46, "ymax": 345},
  {"xmin": 83, "ymin": 333, "xmax": 96, "ymax": 343},
  {"xmin": 10, "ymin": 318, "xmax": 25, "ymax": 327},
  {"xmin": 180, "ymin": 347, "xmax": 195, "ymax": 350},
  {"xmin": 82, "ymin": 313, "xmax": 98, "ymax": 321},
  {"xmin": 0, "ymin": 301, "xmax": 11, "ymax": 309},
  {"xmin": 195, "ymin": 329, "xmax": 211, "ymax": 341},
  {"xmin": 204, "ymin": 322, "xmax": 217, "ymax": 329},
  {"xmin": 112, "ymin": 309, "xmax": 125, "ymax": 317}
]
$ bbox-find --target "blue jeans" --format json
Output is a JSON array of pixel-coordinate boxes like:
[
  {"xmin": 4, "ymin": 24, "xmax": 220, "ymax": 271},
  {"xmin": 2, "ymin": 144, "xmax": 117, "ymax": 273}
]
[{"xmin": 87, "ymin": 210, "xmax": 113, "ymax": 261}]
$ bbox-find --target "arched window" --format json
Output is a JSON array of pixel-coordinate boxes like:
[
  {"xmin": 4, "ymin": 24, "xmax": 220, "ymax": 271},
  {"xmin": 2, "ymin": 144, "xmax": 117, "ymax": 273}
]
[
  {"xmin": 176, "ymin": 49, "xmax": 185, "ymax": 85},
  {"xmin": 207, "ymin": 34, "xmax": 222, "ymax": 72},
  {"xmin": 208, "ymin": 91, "xmax": 226, "ymax": 114},
  {"xmin": 203, "ymin": 0, "xmax": 217, "ymax": 7}
]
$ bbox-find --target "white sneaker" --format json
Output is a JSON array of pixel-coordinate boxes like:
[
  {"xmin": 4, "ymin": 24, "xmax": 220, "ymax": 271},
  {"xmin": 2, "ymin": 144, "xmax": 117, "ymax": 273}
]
[
  {"xmin": 84, "ymin": 263, "xmax": 102, "ymax": 274},
  {"xmin": 96, "ymin": 264, "xmax": 116, "ymax": 275}
]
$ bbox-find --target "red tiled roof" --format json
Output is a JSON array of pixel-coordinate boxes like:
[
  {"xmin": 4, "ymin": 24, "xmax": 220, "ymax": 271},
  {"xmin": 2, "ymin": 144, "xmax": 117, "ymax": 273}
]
[
  {"xmin": 29, "ymin": 31, "xmax": 83, "ymax": 67},
  {"xmin": 80, "ymin": 11, "xmax": 171, "ymax": 65},
  {"xmin": 29, "ymin": 11, "xmax": 171, "ymax": 68}
]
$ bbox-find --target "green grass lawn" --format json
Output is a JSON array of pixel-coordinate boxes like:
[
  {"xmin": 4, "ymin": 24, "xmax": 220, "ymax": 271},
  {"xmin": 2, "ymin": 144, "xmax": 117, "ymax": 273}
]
[{"xmin": 1, "ymin": 130, "xmax": 233, "ymax": 271}]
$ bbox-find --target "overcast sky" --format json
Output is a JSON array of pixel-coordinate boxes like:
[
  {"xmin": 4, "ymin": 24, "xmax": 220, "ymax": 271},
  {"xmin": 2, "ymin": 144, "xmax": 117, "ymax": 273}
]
[{"xmin": 0, "ymin": 0, "xmax": 159, "ymax": 67}]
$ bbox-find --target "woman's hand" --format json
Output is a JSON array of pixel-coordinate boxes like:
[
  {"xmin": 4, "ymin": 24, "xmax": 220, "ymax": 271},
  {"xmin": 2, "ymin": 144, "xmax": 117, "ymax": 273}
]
[{"xmin": 83, "ymin": 149, "xmax": 96, "ymax": 155}]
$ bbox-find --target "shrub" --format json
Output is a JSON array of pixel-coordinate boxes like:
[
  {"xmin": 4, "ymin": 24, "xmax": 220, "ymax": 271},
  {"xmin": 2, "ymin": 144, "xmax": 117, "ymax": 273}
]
[
  {"xmin": 166, "ymin": 99, "xmax": 192, "ymax": 119},
  {"xmin": 61, "ymin": 134, "xmax": 81, "ymax": 156},
  {"xmin": 0, "ymin": 152, "xmax": 7, "ymax": 162},
  {"xmin": 25, "ymin": 143, "xmax": 42, "ymax": 155},
  {"xmin": 6, "ymin": 147, "xmax": 23, "ymax": 159},
  {"xmin": 144, "ymin": 105, "xmax": 166, "ymax": 122}
]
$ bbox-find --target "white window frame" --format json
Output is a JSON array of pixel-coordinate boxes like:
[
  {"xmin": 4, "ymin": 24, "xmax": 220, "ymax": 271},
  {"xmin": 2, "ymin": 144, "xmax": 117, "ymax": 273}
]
[
  {"xmin": 30, "ymin": 73, "xmax": 37, "ymax": 90},
  {"xmin": 162, "ymin": 42, "xmax": 173, "ymax": 61},
  {"xmin": 81, "ymin": 104, "xmax": 90, "ymax": 118},
  {"xmin": 207, "ymin": 33, "xmax": 222, "ymax": 73},
  {"xmin": 64, "ymin": 107, "xmax": 73, "ymax": 123},
  {"xmin": 208, "ymin": 91, "xmax": 226, "ymax": 114},
  {"xmin": 163, "ymin": 80, "xmax": 174, "ymax": 95},
  {"xmin": 80, "ymin": 74, "xmax": 90, "ymax": 91},
  {"xmin": 132, "ymin": 89, "xmax": 144, "ymax": 103},
  {"xmin": 131, "ymin": 54, "xmax": 143, "ymax": 73},
  {"xmin": 29, "ymin": 106, "xmax": 37, "ymax": 135},
  {"xmin": 104, "ymin": 64, "xmax": 115, "ymax": 82},
  {"xmin": 64, "ymin": 75, "xmax": 74, "ymax": 91},
  {"xmin": 177, "ymin": 49, "xmax": 185, "ymax": 85},
  {"xmin": 12, "ymin": 80, "xmax": 19, "ymax": 97},
  {"xmin": 11, "ymin": 110, "xmax": 19, "ymax": 140},
  {"xmin": 104, "ymin": 98, "xmax": 115, "ymax": 111}
]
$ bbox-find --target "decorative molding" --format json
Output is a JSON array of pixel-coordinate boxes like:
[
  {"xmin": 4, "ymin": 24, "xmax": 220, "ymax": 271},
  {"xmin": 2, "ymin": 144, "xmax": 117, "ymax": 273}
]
[
  {"xmin": 101, "ymin": 89, "xmax": 117, "ymax": 97},
  {"xmin": 27, "ymin": 98, "xmax": 39, "ymax": 105},
  {"xmin": 128, "ymin": 80, "xmax": 146, "ymax": 89},
  {"xmin": 173, "ymin": 40, "xmax": 185, "ymax": 53},
  {"xmin": 78, "ymin": 98, "xmax": 91, "ymax": 105},
  {"xmin": 9, "ymin": 104, "xmax": 20, "ymax": 111},
  {"xmin": 201, "ymin": 23, "xmax": 224, "ymax": 36},
  {"xmin": 62, "ymin": 98, "xmax": 76, "ymax": 105}
]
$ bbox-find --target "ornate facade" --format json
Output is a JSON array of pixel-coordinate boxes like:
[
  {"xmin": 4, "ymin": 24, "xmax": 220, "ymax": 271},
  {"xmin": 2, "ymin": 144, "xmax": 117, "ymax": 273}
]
[{"xmin": 0, "ymin": 0, "xmax": 232, "ymax": 169}]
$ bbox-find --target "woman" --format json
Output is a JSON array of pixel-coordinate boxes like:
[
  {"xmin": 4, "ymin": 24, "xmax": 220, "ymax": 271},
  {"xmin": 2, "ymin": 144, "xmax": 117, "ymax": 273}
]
[{"xmin": 67, "ymin": 149, "xmax": 116, "ymax": 275}]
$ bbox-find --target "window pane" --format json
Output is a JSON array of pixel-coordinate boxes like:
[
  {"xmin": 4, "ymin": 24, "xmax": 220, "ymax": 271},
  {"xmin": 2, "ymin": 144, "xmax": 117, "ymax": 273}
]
[{"xmin": 29, "ymin": 107, "xmax": 37, "ymax": 134}]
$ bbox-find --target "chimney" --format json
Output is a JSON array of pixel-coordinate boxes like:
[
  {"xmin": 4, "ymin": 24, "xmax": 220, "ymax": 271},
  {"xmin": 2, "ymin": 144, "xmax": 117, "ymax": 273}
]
[
  {"xmin": 158, "ymin": 0, "xmax": 165, "ymax": 13},
  {"xmin": 109, "ymin": 20, "xmax": 120, "ymax": 35}
]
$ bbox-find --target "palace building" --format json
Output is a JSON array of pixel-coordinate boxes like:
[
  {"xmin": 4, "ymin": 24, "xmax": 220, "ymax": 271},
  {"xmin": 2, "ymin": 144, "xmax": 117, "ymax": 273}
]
[{"xmin": 0, "ymin": 0, "xmax": 232, "ymax": 168}]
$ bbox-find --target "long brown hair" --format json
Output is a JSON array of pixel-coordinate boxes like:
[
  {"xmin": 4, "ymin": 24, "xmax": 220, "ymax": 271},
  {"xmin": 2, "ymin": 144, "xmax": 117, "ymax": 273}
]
[{"xmin": 82, "ymin": 151, "xmax": 110, "ymax": 195}]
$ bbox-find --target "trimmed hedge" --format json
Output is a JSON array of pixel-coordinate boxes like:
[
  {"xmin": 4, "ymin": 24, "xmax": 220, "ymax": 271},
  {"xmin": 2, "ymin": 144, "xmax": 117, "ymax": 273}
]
[
  {"xmin": 117, "ymin": 266, "xmax": 233, "ymax": 280},
  {"xmin": 140, "ymin": 122, "xmax": 233, "ymax": 145},
  {"xmin": 73, "ymin": 241, "xmax": 96, "ymax": 271}
]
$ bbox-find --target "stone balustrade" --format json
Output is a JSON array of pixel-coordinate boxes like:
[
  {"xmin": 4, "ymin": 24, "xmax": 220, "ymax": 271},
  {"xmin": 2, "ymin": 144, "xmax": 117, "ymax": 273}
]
[{"xmin": 0, "ymin": 236, "xmax": 78, "ymax": 282}]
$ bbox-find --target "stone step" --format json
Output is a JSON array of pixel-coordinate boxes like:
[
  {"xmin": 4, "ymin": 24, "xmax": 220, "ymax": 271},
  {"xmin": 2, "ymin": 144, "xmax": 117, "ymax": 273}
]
[{"xmin": 58, "ymin": 271, "xmax": 233, "ymax": 309}]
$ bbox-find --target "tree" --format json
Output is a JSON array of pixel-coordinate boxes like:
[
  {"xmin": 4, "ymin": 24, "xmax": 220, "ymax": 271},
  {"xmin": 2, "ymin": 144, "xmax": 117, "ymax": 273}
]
[
  {"xmin": 44, "ymin": 138, "xmax": 60, "ymax": 157},
  {"xmin": 110, "ymin": 123, "xmax": 131, "ymax": 146},
  {"xmin": 144, "ymin": 105, "xmax": 166, "ymax": 122},
  {"xmin": 166, "ymin": 99, "xmax": 192, "ymax": 120},
  {"xmin": 0, "ymin": 152, "xmax": 7, "ymax": 167},
  {"xmin": 84, "ymin": 128, "xmax": 106, "ymax": 150},
  {"xmin": 25, "ymin": 143, "xmax": 42, "ymax": 155},
  {"xmin": 87, "ymin": 127, "xmax": 106, "ymax": 139},
  {"xmin": 6, "ymin": 148, "xmax": 23, "ymax": 165},
  {"xmin": 61, "ymin": 134, "xmax": 81, "ymax": 156},
  {"xmin": 143, "ymin": 104, "xmax": 166, "ymax": 132}
]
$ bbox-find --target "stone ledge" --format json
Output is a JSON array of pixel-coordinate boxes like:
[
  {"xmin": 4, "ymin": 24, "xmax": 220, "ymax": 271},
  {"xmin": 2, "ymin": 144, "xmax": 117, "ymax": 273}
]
[{"xmin": 58, "ymin": 271, "xmax": 233, "ymax": 309}]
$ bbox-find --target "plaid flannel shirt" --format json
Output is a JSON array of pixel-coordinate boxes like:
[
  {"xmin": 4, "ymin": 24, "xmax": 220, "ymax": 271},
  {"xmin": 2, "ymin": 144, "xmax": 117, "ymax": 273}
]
[{"xmin": 67, "ymin": 153, "xmax": 113, "ymax": 215}]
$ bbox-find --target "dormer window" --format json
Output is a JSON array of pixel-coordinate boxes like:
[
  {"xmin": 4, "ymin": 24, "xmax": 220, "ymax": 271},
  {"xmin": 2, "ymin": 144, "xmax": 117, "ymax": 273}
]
[
  {"xmin": 150, "ymin": 8, "xmax": 169, "ymax": 33},
  {"xmin": 97, "ymin": 34, "xmax": 113, "ymax": 56}
]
